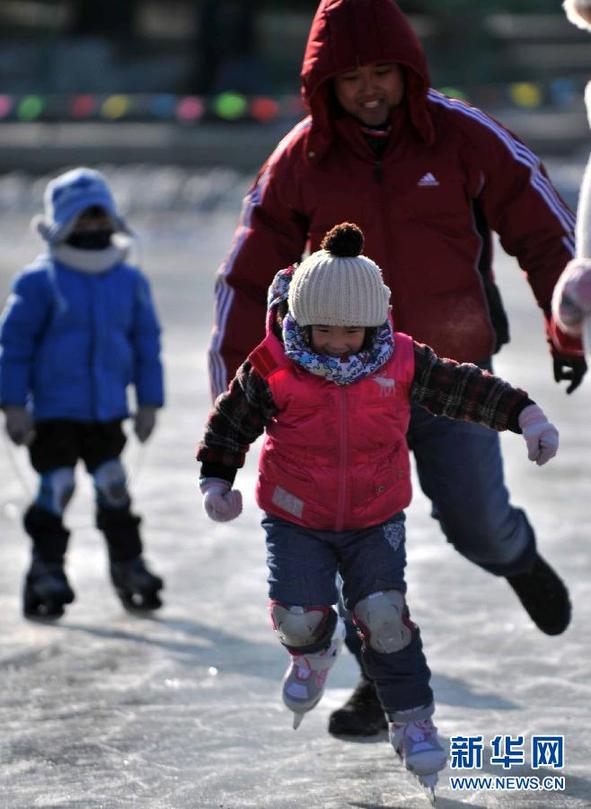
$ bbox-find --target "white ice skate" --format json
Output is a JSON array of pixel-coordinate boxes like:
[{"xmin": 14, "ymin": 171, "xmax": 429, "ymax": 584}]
[
  {"xmin": 390, "ymin": 717, "xmax": 447, "ymax": 804},
  {"xmin": 282, "ymin": 618, "xmax": 345, "ymax": 729}
]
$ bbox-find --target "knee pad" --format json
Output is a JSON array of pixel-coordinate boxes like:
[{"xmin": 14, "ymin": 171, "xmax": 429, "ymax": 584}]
[
  {"xmin": 353, "ymin": 590, "xmax": 413, "ymax": 654},
  {"xmin": 35, "ymin": 467, "xmax": 75, "ymax": 516},
  {"xmin": 92, "ymin": 459, "xmax": 130, "ymax": 509},
  {"xmin": 270, "ymin": 602, "xmax": 337, "ymax": 653}
]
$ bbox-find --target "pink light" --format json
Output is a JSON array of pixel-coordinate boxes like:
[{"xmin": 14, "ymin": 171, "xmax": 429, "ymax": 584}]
[
  {"xmin": 286, "ymin": 95, "xmax": 306, "ymax": 116},
  {"xmin": 0, "ymin": 95, "xmax": 13, "ymax": 118},
  {"xmin": 177, "ymin": 96, "xmax": 204, "ymax": 121}
]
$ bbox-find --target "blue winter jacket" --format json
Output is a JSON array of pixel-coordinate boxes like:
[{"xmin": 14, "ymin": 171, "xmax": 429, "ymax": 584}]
[{"xmin": 0, "ymin": 255, "xmax": 164, "ymax": 421}]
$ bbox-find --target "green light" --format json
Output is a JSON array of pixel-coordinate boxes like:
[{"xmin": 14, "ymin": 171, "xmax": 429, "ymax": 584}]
[
  {"xmin": 215, "ymin": 92, "xmax": 247, "ymax": 120},
  {"xmin": 18, "ymin": 95, "xmax": 44, "ymax": 121},
  {"xmin": 438, "ymin": 86, "xmax": 466, "ymax": 101}
]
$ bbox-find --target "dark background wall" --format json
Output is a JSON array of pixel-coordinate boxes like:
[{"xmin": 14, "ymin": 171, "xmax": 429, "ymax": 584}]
[{"xmin": 1, "ymin": 0, "xmax": 589, "ymax": 95}]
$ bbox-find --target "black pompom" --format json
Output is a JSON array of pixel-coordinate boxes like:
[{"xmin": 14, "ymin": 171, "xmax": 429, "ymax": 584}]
[{"xmin": 320, "ymin": 222, "xmax": 364, "ymax": 257}]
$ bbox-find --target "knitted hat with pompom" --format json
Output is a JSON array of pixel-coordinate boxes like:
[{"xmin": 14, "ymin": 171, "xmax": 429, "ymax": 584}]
[{"xmin": 287, "ymin": 222, "xmax": 391, "ymax": 327}]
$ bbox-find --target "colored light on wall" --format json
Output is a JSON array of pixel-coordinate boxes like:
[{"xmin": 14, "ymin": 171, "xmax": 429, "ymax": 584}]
[
  {"xmin": 102, "ymin": 95, "xmax": 130, "ymax": 119},
  {"xmin": 177, "ymin": 96, "xmax": 204, "ymax": 121},
  {"xmin": 151, "ymin": 94, "xmax": 177, "ymax": 119},
  {"xmin": 549, "ymin": 78, "xmax": 577, "ymax": 106},
  {"xmin": 510, "ymin": 82, "xmax": 542, "ymax": 109},
  {"xmin": 215, "ymin": 92, "xmax": 247, "ymax": 120},
  {"xmin": 284, "ymin": 95, "xmax": 306, "ymax": 116},
  {"xmin": 438, "ymin": 86, "xmax": 467, "ymax": 101},
  {"xmin": 71, "ymin": 95, "xmax": 96, "ymax": 118},
  {"xmin": 18, "ymin": 95, "xmax": 44, "ymax": 121},
  {"xmin": 0, "ymin": 95, "xmax": 13, "ymax": 118},
  {"xmin": 251, "ymin": 97, "xmax": 279, "ymax": 122}
]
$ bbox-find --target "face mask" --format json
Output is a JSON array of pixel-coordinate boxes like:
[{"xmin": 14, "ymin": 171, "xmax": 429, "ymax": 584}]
[{"xmin": 66, "ymin": 230, "xmax": 113, "ymax": 250}]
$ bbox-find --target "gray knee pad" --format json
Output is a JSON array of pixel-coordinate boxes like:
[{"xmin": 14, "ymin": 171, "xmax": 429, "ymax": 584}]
[
  {"xmin": 92, "ymin": 459, "xmax": 130, "ymax": 509},
  {"xmin": 36, "ymin": 467, "xmax": 76, "ymax": 516},
  {"xmin": 270, "ymin": 602, "xmax": 337, "ymax": 651},
  {"xmin": 353, "ymin": 590, "xmax": 412, "ymax": 654}
]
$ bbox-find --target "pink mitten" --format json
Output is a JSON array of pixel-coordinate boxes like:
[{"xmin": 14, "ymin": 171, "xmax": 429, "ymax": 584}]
[
  {"xmin": 200, "ymin": 478, "xmax": 242, "ymax": 522},
  {"xmin": 518, "ymin": 404, "xmax": 559, "ymax": 467}
]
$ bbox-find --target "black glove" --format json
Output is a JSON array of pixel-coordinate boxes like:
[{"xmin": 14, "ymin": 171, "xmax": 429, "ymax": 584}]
[{"xmin": 552, "ymin": 352, "xmax": 587, "ymax": 394}]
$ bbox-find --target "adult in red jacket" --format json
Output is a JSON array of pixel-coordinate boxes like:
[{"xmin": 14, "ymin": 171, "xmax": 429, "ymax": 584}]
[{"xmin": 208, "ymin": 0, "xmax": 583, "ymax": 735}]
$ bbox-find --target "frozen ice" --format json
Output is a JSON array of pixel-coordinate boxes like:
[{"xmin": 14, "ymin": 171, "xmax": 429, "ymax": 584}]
[{"xmin": 0, "ymin": 166, "xmax": 589, "ymax": 808}]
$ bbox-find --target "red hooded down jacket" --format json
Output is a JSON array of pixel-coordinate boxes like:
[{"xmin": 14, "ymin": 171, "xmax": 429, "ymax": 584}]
[{"xmin": 208, "ymin": 0, "xmax": 577, "ymax": 398}]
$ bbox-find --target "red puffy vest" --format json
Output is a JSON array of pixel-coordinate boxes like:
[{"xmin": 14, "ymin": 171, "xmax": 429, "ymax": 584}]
[{"xmin": 249, "ymin": 328, "xmax": 415, "ymax": 531}]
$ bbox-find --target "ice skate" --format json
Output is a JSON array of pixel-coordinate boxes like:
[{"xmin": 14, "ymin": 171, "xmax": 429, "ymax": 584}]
[
  {"xmin": 390, "ymin": 718, "xmax": 447, "ymax": 804},
  {"xmin": 110, "ymin": 556, "xmax": 164, "ymax": 612},
  {"xmin": 283, "ymin": 618, "xmax": 345, "ymax": 728},
  {"xmin": 23, "ymin": 559, "xmax": 75, "ymax": 620}
]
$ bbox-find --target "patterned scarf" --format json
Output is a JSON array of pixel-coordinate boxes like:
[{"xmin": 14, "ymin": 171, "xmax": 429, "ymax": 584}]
[{"xmin": 267, "ymin": 266, "xmax": 394, "ymax": 386}]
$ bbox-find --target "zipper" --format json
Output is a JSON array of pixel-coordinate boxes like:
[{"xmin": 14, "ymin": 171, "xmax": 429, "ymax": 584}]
[
  {"xmin": 374, "ymin": 158, "xmax": 382, "ymax": 184},
  {"xmin": 335, "ymin": 386, "xmax": 348, "ymax": 532},
  {"xmin": 374, "ymin": 156, "xmax": 402, "ymax": 323},
  {"xmin": 89, "ymin": 275, "xmax": 98, "ymax": 420}
]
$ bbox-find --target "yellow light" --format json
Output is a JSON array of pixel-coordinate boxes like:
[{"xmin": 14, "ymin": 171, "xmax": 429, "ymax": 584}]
[
  {"xmin": 510, "ymin": 83, "xmax": 542, "ymax": 109},
  {"xmin": 101, "ymin": 95, "xmax": 130, "ymax": 119}
]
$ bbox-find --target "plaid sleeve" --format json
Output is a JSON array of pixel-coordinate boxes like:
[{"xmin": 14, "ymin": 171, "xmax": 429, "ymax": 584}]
[
  {"xmin": 197, "ymin": 360, "xmax": 277, "ymax": 476},
  {"xmin": 410, "ymin": 342, "xmax": 533, "ymax": 433}
]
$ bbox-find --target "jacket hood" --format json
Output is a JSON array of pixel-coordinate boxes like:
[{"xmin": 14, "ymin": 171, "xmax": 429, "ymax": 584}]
[
  {"xmin": 300, "ymin": 0, "xmax": 433, "ymax": 157},
  {"xmin": 34, "ymin": 167, "xmax": 129, "ymax": 245}
]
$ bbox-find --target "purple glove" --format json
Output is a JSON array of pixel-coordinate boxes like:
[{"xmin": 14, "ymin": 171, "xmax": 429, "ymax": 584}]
[
  {"xmin": 3, "ymin": 406, "xmax": 35, "ymax": 446},
  {"xmin": 134, "ymin": 406, "xmax": 157, "ymax": 443},
  {"xmin": 200, "ymin": 478, "xmax": 242, "ymax": 523},
  {"xmin": 552, "ymin": 258, "xmax": 591, "ymax": 336},
  {"xmin": 518, "ymin": 404, "xmax": 559, "ymax": 467}
]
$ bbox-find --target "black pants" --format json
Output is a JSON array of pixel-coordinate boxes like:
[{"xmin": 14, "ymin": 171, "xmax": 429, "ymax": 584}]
[
  {"xmin": 29, "ymin": 419, "xmax": 127, "ymax": 474},
  {"xmin": 24, "ymin": 420, "xmax": 143, "ymax": 563}
]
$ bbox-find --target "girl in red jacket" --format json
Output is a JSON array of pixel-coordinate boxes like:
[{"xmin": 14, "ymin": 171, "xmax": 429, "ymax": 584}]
[{"xmin": 197, "ymin": 223, "xmax": 558, "ymax": 794}]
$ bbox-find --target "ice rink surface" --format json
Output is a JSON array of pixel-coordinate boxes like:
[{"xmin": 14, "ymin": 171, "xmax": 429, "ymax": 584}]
[{"xmin": 0, "ymin": 165, "xmax": 589, "ymax": 808}]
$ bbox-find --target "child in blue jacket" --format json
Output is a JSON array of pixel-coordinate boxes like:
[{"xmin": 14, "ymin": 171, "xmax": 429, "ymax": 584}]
[{"xmin": 0, "ymin": 168, "xmax": 165, "ymax": 618}]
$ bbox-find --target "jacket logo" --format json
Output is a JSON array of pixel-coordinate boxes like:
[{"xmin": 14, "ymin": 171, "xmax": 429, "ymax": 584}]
[
  {"xmin": 373, "ymin": 376, "xmax": 395, "ymax": 396},
  {"xmin": 417, "ymin": 172, "xmax": 439, "ymax": 187}
]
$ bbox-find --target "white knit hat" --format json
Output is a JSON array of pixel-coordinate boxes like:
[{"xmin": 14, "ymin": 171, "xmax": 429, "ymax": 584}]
[{"xmin": 288, "ymin": 223, "xmax": 391, "ymax": 327}]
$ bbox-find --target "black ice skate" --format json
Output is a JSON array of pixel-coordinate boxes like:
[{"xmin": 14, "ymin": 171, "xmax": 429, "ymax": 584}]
[
  {"xmin": 23, "ymin": 559, "xmax": 75, "ymax": 620},
  {"xmin": 110, "ymin": 556, "xmax": 164, "ymax": 612},
  {"xmin": 506, "ymin": 553, "xmax": 571, "ymax": 635},
  {"xmin": 328, "ymin": 676, "xmax": 388, "ymax": 737}
]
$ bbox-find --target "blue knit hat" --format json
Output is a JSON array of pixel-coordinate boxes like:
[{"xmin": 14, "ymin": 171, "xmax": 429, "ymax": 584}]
[{"xmin": 34, "ymin": 167, "xmax": 128, "ymax": 244}]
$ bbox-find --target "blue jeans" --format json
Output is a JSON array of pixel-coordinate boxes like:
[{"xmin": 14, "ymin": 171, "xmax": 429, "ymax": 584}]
[
  {"xmin": 408, "ymin": 402, "xmax": 536, "ymax": 576},
  {"xmin": 263, "ymin": 512, "xmax": 433, "ymax": 717},
  {"xmin": 342, "ymin": 400, "xmax": 537, "ymax": 674}
]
